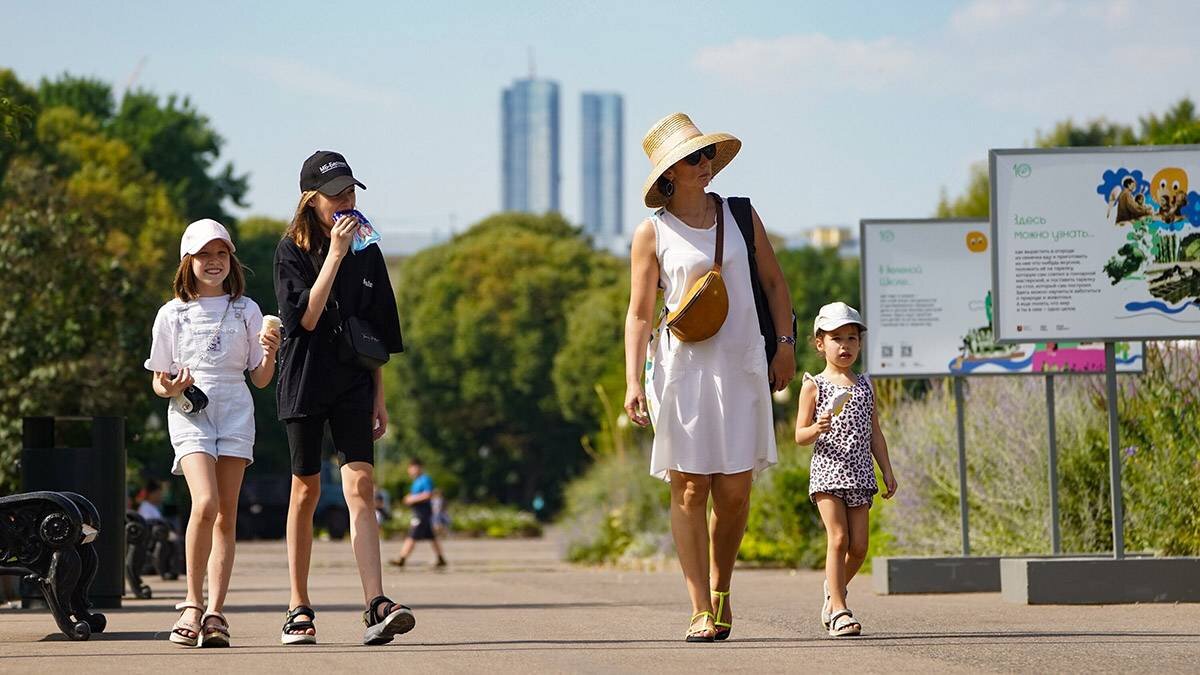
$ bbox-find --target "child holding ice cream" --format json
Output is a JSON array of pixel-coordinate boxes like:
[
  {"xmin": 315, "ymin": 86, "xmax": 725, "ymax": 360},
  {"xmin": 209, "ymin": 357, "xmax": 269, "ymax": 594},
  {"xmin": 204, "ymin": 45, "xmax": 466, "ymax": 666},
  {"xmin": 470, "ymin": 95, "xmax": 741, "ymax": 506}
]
[
  {"xmin": 794, "ymin": 302, "xmax": 897, "ymax": 638},
  {"xmin": 145, "ymin": 218, "xmax": 281, "ymax": 648}
]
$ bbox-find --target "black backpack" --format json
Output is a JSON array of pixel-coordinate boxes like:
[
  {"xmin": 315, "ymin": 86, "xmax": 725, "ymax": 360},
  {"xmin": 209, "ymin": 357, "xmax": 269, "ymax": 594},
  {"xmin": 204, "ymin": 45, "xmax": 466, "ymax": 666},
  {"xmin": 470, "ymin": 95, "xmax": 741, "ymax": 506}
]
[{"xmin": 727, "ymin": 197, "xmax": 796, "ymax": 367}]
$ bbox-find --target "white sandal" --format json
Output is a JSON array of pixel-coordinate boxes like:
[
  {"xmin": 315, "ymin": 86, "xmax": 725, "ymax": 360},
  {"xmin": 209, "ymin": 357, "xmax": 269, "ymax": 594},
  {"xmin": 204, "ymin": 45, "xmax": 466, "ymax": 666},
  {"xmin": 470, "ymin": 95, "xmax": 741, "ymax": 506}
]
[
  {"xmin": 821, "ymin": 580, "xmax": 848, "ymax": 630},
  {"xmin": 169, "ymin": 602, "xmax": 203, "ymax": 646},
  {"xmin": 828, "ymin": 609, "xmax": 861, "ymax": 637},
  {"xmin": 821, "ymin": 580, "xmax": 831, "ymax": 629}
]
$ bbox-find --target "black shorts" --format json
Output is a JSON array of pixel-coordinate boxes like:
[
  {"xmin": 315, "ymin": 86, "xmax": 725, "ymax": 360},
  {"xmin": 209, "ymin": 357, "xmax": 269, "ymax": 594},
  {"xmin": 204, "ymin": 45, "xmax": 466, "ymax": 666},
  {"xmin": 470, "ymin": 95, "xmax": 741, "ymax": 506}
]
[
  {"xmin": 285, "ymin": 405, "xmax": 375, "ymax": 476},
  {"xmin": 408, "ymin": 506, "xmax": 435, "ymax": 540}
]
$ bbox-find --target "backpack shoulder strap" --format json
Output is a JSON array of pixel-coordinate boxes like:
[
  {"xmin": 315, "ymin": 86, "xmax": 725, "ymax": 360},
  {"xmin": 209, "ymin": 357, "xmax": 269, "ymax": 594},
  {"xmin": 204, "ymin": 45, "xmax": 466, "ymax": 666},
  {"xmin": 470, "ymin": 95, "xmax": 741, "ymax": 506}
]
[{"xmin": 727, "ymin": 197, "xmax": 755, "ymax": 256}]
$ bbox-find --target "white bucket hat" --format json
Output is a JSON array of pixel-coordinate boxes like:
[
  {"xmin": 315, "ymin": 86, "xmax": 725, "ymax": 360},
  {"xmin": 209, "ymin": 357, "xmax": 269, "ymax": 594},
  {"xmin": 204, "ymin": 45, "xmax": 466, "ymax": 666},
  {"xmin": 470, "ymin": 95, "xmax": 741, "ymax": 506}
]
[
  {"xmin": 814, "ymin": 302, "xmax": 867, "ymax": 337},
  {"xmin": 179, "ymin": 218, "xmax": 236, "ymax": 260}
]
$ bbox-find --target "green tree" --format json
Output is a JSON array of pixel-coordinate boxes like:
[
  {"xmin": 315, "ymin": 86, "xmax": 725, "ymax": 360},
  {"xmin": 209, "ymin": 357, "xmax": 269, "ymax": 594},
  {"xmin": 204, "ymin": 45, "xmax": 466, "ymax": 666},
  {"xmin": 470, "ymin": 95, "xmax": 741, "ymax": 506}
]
[
  {"xmin": 1035, "ymin": 119, "xmax": 1135, "ymax": 148},
  {"xmin": 37, "ymin": 74, "xmax": 114, "ymax": 122},
  {"xmin": 385, "ymin": 212, "xmax": 608, "ymax": 511},
  {"xmin": 0, "ymin": 70, "xmax": 248, "ymax": 490},
  {"xmin": 0, "ymin": 69, "xmax": 39, "ymax": 178},
  {"xmin": 31, "ymin": 73, "xmax": 248, "ymax": 223},
  {"xmin": 776, "ymin": 246, "xmax": 861, "ymax": 376},
  {"xmin": 109, "ymin": 90, "xmax": 248, "ymax": 222},
  {"xmin": 1137, "ymin": 99, "xmax": 1200, "ymax": 145},
  {"xmin": 552, "ymin": 279, "xmax": 628, "ymax": 430},
  {"xmin": 0, "ymin": 160, "xmax": 162, "ymax": 491},
  {"xmin": 935, "ymin": 163, "xmax": 990, "ymax": 218}
]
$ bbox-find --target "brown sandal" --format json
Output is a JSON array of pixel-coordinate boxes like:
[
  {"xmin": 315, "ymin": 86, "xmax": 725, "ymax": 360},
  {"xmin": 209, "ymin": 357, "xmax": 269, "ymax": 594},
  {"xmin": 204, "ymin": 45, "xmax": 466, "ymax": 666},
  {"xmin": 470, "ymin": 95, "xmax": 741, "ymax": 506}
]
[{"xmin": 199, "ymin": 611, "xmax": 230, "ymax": 648}]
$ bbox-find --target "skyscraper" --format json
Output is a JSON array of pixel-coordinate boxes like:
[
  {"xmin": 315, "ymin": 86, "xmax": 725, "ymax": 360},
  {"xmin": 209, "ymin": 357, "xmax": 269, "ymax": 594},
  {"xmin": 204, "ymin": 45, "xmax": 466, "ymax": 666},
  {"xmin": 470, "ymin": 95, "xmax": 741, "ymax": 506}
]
[
  {"xmin": 581, "ymin": 92, "xmax": 623, "ymax": 251},
  {"xmin": 501, "ymin": 78, "xmax": 560, "ymax": 213}
]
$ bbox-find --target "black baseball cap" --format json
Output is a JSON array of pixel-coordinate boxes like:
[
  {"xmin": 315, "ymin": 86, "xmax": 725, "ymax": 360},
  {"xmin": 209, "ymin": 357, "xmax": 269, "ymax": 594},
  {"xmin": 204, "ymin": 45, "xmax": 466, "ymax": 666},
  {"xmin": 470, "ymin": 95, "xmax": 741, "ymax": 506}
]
[{"xmin": 300, "ymin": 150, "xmax": 367, "ymax": 196}]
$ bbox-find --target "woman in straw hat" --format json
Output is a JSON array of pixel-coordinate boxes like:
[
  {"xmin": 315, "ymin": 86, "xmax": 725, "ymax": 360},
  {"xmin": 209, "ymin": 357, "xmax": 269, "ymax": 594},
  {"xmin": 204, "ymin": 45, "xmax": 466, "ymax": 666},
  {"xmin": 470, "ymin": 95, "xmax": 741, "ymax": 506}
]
[{"xmin": 624, "ymin": 113, "xmax": 796, "ymax": 642}]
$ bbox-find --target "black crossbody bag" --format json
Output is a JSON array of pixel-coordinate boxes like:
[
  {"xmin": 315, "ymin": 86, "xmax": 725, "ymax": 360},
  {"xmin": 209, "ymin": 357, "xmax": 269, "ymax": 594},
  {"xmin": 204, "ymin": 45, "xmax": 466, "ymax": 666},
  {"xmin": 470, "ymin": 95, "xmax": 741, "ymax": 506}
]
[{"xmin": 307, "ymin": 249, "xmax": 390, "ymax": 371}]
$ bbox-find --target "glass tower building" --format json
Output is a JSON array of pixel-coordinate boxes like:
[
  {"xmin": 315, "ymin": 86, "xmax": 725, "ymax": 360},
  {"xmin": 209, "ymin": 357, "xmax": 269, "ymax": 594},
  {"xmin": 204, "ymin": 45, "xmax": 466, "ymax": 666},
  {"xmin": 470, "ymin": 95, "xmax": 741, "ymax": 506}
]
[
  {"xmin": 581, "ymin": 92, "xmax": 623, "ymax": 250},
  {"xmin": 502, "ymin": 78, "xmax": 560, "ymax": 213}
]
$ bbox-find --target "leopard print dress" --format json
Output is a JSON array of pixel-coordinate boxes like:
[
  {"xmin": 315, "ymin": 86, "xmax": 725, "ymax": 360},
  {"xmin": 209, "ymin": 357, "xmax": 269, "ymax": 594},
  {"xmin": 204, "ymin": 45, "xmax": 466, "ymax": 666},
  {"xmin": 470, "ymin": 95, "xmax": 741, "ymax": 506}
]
[{"xmin": 806, "ymin": 372, "xmax": 878, "ymax": 508}]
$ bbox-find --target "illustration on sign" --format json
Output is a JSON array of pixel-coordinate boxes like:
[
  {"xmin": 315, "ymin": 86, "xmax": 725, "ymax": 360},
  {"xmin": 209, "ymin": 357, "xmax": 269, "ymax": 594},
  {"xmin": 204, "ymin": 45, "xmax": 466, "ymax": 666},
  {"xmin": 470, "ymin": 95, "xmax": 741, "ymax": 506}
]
[
  {"xmin": 951, "ymin": 289, "xmax": 1139, "ymax": 374},
  {"xmin": 1097, "ymin": 166, "xmax": 1200, "ymax": 316}
]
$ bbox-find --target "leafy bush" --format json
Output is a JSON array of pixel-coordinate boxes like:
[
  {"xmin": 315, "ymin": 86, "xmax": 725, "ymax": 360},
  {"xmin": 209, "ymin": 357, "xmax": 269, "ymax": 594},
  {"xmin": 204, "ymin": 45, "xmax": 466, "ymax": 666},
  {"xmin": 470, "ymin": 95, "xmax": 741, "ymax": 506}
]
[
  {"xmin": 560, "ymin": 425, "xmax": 893, "ymax": 569},
  {"xmin": 560, "ymin": 451, "xmax": 671, "ymax": 564},
  {"xmin": 1112, "ymin": 343, "xmax": 1200, "ymax": 555},
  {"xmin": 739, "ymin": 439, "xmax": 826, "ymax": 567},
  {"xmin": 380, "ymin": 502, "xmax": 540, "ymax": 540},
  {"xmin": 445, "ymin": 503, "xmax": 542, "ymax": 538}
]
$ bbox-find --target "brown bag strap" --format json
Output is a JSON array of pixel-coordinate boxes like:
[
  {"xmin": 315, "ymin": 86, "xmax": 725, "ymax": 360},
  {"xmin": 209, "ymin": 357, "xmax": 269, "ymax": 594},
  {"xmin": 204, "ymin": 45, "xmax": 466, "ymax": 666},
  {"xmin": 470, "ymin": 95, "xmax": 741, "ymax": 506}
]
[{"xmin": 711, "ymin": 193, "xmax": 724, "ymax": 271}]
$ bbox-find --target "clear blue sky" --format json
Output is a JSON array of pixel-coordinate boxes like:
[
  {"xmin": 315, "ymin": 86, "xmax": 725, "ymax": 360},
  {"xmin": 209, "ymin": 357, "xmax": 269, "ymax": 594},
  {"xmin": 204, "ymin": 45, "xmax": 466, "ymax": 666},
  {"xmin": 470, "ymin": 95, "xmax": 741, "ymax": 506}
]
[{"xmin": 5, "ymin": 1, "xmax": 1198, "ymax": 252}]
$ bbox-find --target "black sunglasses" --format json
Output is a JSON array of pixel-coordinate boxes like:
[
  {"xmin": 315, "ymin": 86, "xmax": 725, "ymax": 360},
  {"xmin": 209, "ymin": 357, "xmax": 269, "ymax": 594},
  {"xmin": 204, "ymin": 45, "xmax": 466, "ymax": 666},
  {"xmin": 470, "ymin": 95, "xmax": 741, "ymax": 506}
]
[{"xmin": 683, "ymin": 144, "xmax": 717, "ymax": 166}]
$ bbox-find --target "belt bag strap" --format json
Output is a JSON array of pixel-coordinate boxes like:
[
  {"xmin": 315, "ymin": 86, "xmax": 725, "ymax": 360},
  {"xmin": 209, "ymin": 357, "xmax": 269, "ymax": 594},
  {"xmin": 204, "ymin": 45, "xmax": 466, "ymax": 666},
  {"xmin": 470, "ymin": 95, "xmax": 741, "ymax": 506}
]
[
  {"xmin": 665, "ymin": 193, "xmax": 730, "ymax": 343},
  {"xmin": 713, "ymin": 193, "xmax": 724, "ymax": 270}
]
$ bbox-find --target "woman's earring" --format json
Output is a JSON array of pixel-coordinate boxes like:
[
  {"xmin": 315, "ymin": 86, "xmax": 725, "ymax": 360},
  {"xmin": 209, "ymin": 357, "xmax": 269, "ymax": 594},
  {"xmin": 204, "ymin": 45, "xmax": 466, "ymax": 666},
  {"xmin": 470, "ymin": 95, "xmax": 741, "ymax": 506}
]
[{"xmin": 658, "ymin": 176, "xmax": 675, "ymax": 199}]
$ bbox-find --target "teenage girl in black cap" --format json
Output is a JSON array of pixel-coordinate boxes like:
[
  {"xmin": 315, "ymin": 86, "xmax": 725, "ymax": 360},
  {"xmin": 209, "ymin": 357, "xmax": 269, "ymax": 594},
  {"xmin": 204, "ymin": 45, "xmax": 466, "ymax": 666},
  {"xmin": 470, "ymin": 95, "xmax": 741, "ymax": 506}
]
[{"xmin": 273, "ymin": 150, "xmax": 413, "ymax": 646}]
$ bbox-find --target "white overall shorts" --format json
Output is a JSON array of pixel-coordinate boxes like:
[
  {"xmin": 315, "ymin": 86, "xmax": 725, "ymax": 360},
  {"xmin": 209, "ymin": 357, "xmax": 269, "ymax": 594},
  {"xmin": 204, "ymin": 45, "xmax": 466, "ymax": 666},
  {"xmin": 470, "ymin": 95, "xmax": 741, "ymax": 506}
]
[{"xmin": 166, "ymin": 297, "xmax": 257, "ymax": 475}]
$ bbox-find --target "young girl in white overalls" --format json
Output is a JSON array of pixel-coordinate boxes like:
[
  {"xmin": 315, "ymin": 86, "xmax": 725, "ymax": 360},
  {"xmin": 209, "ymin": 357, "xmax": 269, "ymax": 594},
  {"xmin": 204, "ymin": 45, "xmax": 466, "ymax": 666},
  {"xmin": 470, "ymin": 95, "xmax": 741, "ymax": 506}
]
[
  {"xmin": 795, "ymin": 302, "xmax": 897, "ymax": 638},
  {"xmin": 144, "ymin": 219, "xmax": 281, "ymax": 648}
]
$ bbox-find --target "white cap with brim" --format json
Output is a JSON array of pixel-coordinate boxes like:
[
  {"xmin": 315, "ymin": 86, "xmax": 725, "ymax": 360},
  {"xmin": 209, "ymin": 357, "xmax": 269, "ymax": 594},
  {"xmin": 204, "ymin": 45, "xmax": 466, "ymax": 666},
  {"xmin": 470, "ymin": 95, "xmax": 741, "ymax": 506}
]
[
  {"xmin": 180, "ymin": 218, "xmax": 236, "ymax": 260},
  {"xmin": 813, "ymin": 302, "xmax": 867, "ymax": 337}
]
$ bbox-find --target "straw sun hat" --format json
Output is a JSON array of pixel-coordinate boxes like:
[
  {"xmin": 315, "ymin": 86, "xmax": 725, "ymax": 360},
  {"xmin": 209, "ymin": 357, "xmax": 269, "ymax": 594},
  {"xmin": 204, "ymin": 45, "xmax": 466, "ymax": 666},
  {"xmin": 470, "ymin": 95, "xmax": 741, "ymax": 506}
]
[{"xmin": 641, "ymin": 113, "xmax": 741, "ymax": 208}]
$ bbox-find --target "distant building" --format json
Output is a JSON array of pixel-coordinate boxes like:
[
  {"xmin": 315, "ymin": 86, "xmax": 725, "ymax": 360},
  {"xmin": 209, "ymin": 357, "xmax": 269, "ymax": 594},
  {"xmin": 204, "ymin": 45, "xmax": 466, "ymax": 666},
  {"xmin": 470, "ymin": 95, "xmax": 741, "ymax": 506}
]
[
  {"xmin": 581, "ymin": 92, "xmax": 623, "ymax": 253},
  {"xmin": 787, "ymin": 225, "xmax": 859, "ymax": 258},
  {"xmin": 807, "ymin": 226, "xmax": 854, "ymax": 249},
  {"xmin": 502, "ymin": 77, "xmax": 560, "ymax": 213}
]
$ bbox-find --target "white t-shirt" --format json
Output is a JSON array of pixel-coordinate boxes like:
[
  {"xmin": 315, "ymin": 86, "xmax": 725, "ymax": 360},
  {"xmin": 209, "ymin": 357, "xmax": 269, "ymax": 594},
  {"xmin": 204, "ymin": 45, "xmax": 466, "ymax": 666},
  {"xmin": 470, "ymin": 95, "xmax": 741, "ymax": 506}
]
[
  {"xmin": 144, "ymin": 295, "xmax": 266, "ymax": 374},
  {"xmin": 137, "ymin": 500, "xmax": 164, "ymax": 522}
]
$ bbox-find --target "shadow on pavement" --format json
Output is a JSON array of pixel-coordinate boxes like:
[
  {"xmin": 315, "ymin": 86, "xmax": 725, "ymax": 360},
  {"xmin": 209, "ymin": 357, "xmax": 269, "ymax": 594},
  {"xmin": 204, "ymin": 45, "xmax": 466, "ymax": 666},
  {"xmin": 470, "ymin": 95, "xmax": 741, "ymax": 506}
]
[
  {"xmin": 228, "ymin": 600, "xmax": 667, "ymax": 613},
  {"xmin": 851, "ymin": 630, "xmax": 1200, "ymax": 640},
  {"xmin": 38, "ymin": 631, "xmax": 161, "ymax": 642}
]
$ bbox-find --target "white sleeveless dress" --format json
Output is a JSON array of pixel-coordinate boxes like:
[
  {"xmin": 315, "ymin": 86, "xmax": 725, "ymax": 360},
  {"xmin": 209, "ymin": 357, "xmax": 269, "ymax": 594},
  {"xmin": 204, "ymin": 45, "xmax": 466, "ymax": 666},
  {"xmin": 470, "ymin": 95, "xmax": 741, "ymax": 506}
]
[{"xmin": 645, "ymin": 199, "xmax": 777, "ymax": 481}]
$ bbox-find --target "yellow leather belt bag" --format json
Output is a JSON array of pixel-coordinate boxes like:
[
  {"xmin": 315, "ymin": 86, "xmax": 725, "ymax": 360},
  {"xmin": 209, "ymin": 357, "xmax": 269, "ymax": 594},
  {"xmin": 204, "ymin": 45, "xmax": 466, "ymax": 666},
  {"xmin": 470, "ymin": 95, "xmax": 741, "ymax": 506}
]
[{"xmin": 666, "ymin": 193, "xmax": 729, "ymax": 342}]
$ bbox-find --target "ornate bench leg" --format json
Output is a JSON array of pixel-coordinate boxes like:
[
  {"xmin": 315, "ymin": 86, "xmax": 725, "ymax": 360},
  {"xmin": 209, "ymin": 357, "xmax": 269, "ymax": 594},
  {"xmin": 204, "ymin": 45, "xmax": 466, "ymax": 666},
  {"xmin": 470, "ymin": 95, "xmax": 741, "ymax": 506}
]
[
  {"xmin": 73, "ymin": 539, "xmax": 106, "ymax": 634},
  {"xmin": 62, "ymin": 493, "xmax": 106, "ymax": 633},
  {"xmin": 40, "ymin": 545, "xmax": 91, "ymax": 640},
  {"xmin": 125, "ymin": 514, "xmax": 152, "ymax": 599},
  {"xmin": 148, "ymin": 520, "xmax": 179, "ymax": 581}
]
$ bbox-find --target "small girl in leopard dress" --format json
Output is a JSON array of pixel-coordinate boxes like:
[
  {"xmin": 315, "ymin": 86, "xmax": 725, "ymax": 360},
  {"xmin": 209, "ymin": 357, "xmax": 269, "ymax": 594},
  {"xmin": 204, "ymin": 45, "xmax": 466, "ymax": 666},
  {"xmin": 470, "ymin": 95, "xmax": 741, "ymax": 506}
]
[{"xmin": 795, "ymin": 302, "xmax": 897, "ymax": 638}]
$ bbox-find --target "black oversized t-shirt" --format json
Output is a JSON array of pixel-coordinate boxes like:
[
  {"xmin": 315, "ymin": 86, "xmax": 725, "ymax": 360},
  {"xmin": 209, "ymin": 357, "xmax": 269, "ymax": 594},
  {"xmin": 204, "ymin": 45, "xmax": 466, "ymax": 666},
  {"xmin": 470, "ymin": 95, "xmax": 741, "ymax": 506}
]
[{"xmin": 273, "ymin": 237, "xmax": 404, "ymax": 419}]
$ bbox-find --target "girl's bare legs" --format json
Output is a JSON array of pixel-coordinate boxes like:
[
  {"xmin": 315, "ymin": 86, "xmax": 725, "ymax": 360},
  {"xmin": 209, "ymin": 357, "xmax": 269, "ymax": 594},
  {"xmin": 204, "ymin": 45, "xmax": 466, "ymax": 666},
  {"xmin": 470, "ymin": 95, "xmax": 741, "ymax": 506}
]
[
  {"xmin": 179, "ymin": 453, "xmax": 220, "ymax": 638},
  {"xmin": 709, "ymin": 470, "xmax": 753, "ymax": 628},
  {"xmin": 285, "ymin": 473, "xmax": 320, "ymax": 636},
  {"xmin": 669, "ymin": 470, "xmax": 714, "ymax": 634},
  {"xmin": 206, "ymin": 456, "xmax": 248, "ymax": 618},
  {"xmin": 843, "ymin": 504, "xmax": 871, "ymax": 587},
  {"xmin": 342, "ymin": 461, "xmax": 387, "ymax": 614},
  {"xmin": 814, "ymin": 494, "xmax": 851, "ymax": 613}
]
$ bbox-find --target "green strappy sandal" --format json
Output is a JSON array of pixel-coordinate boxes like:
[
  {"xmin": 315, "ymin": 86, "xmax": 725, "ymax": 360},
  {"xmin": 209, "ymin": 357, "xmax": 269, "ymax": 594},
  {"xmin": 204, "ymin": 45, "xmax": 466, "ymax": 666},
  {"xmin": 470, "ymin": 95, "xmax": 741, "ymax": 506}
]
[
  {"xmin": 686, "ymin": 610, "xmax": 716, "ymax": 643},
  {"xmin": 712, "ymin": 590, "xmax": 732, "ymax": 641}
]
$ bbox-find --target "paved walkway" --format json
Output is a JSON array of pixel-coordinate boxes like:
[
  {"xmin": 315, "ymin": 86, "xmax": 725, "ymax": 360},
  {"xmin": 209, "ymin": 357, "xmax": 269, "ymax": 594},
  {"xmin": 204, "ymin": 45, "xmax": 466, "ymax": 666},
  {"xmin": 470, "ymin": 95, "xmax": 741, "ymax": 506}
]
[{"xmin": 1, "ymin": 533, "xmax": 1198, "ymax": 673}]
